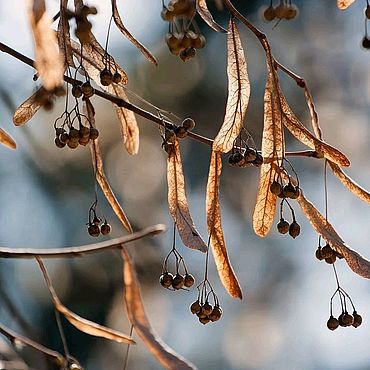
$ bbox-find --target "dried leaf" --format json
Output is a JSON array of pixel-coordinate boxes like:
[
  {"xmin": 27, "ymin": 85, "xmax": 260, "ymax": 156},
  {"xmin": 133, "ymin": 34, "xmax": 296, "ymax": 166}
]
[
  {"xmin": 337, "ymin": 0, "xmax": 356, "ymax": 9},
  {"xmin": 121, "ymin": 247, "xmax": 197, "ymax": 370},
  {"xmin": 85, "ymin": 100, "xmax": 133, "ymax": 234},
  {"xmin": 0, "ymin": 128, "xmax": 16, "ymax": 150},
  {"xmin": 328, "ymin": 161, "xmax": 370, "ymax": 204},
  {"xmin": 206, "ymin": 151, "xmax": 242, "ymax": 298},
  {"xmin": 108, "ymin": 84, "xmax": 139, "ymax": 155},
  {"xmin": 303, "ymin": 86, "xmax": 322, "ymax": 140},
  {"xmin": 280, "ymin": 93, "xmax": 350, "ymax": 167},
  {"xmin": 196, "ymin": 0, "xmax": 227, "ymax": 32},
  {"xmin": 167, "ymin": 138, "xmax": 207, "ymax": 252},
  {"xmin": 37, "ymin": 258, "xmax": 135, "ymax": 344},
  {"xmin": 213, "ymin": 19, "xmax": 250, "ymax": 153},
  {"xmin": 13, "ymin": 88, "xmax": 43, "ymax": 126},
  {"xmin": 253, "ymin": 58, "xmax": 283, "ymax": 237},
  {"xmin": 111, "ymin": 0, "xmax": 157, "ymax": 65},
  {"xmin": 297, "ymin": 192, "xmax": 370, "ymax": 279},
  {"xmin": 58, "ymin": 0, "xmax": 75, "ymax": 68},
  {"xmin": 29, "ymin": 0, "xmax": 64, "ymax": 90}
]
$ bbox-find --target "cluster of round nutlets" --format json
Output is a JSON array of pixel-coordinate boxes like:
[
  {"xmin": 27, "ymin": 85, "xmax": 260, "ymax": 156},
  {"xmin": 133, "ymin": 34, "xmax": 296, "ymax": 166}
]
[
  {"xmin": 327, "ymin": 311, "xmax": 362, "ymax": 331},
  {"xmin": 162, "ymin": 118, "xmax": 196, "ymax": 153},
  {"xmin": 228, "ymin": 147, "xmax": 264, "ymax": 168},
  {"xmin": 161, "ymin": 0, "xmax": 206, "ymax": 61},
  {"xmin": 270, "ymin": 180, "xmax": 300, "ymax": 200},
  {"xmin": 72, "ymin": 82, "xmax": 95, "ymax": 100},
  {"xmin": 99, "ymin": 68, "xmax": 123, "ymax": 87},
  {"xmin": 315, "ymin": 244, "xmax": 343, "ymax": 264},
  {"xmin": 54, "ymin": 125, "xmax": 99, "ymax": 149},
  {"xmin": 276, "ymin": 218, "xmax": 300, "ymax": 238},
  {"xmin": 160, "ymin": 271, "xmax": 195, "ymax": 290},
  {"xmin": 87, "ymin": 217, "xmax": 111, "ymax": 237},
  {"xmin": 190, "ymin": 300, "xmax": 223, "ymax": 325},
  {"xmin": 262, "ymin": 1, "xmax": 298, "ymax": 22}
]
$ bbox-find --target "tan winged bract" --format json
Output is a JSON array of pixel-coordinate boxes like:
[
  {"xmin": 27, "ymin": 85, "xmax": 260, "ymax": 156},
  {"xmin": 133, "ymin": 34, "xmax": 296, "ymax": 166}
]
[
  {"xmin": 37, "ymin": 258, "xmax": 135, "ymax": 344},
  {"xmin": 29, "ymin": 0, "xmax": 64, "ymax": 91},
  {"xmin": 328, "ymin": 161, "xmax": 370, "ymax": 204},
  {"xmin": 13, "ymin": 88, "xmax": 43, "ymax": 126},
  {"xmin": 108, "ymin": 85, "xmax": 139, "ymax": 155},
  {"xmin": 213, "ymin": 19, "xmax": 250, "ymax": 153},
  {"xmin": 85, "ymin": 100, "xmax": 133, "ymax": 234},
  {"xmin": 280, "ymin": 93, "xmax": 350, "ymax": 167},
  {"xmin": 121, "ymin": 247, "xmax": 197, "ymax": 370},
  {"xmin": 111, "ymin": 0, "xmax": 157, "ymax": 65},
  {"xmin": 253, "ymin": 57, "xmax": 283, "ymax": 237},
  {"xmin": 58, "ymin": 0, "xmax": 75, "ymax": 69},
  {"xmin": 337, "ymin": 0, "xmax": 356, "ymax": 9},
  {"xmin": 196, "ymin": 0, "xmax": 227, "ymax": 32},
  {"xmin": 206, "ymin": 150, "xmax": 242, "ymax": 298},
  {"xmin": 297, "ymin": 192, "xmax": 370, "ymax": 279},
  {"xmin": 0, "ymin": 128, "xmax": 16, "ymax": 150},
  {"xmin": 303, "ymin": 86, "xmax": 323, "ymax": 140},
  {"xmin": 167, "ymin": 138, "xmax": 207, "ymax": 252}
]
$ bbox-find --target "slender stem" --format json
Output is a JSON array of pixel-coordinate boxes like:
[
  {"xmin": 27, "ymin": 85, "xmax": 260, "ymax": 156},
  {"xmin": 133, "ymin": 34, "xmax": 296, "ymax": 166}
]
[{"xmin": 123, "ymin": 325, "xmax": 134, "ymax": 370}]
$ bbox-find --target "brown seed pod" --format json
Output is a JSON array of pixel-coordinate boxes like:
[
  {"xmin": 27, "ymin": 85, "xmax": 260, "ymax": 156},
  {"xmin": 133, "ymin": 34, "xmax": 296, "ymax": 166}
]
[
  {"xmin": 190, "ymin": 300, "xmax": 201, "ymax": 314},
  {"xmin": 201, "ymin": 302, "xmax": 213, "ymax": 316},
  {"xmin": 159, "ymin": 272, "xmax": 173, "ymax": 288},
  {"xmin": 163, "ymin": 142, "xmax": 174, "ymax": 154},
  {"xmin": 283, "ymin": 183, "xmax": 296, "ymax": 198},
  {"xmin": 362, "ymin": 36, "xmax": 370, "ymax": 49},
  {"xmin": 192, "ymin": 34, "xmax": 206, "ymax": 49},
  {"xmin": 165, "ymin": 33, "xmax": 180, "ymax": 49},
  {"xmin": 209, "ymin": 306, "xmax": 222, "ymax": 322},
  {"xmin": 182, "ymin": 118, "xmax": 195, "ymax": 131},
  {"xmin": 325, "ymin": 254, "xmax": 337, "ymax": 264},
  {"xmin": 164, "ymin": 129, "xmax": 176, "ymax": 144},
  {"xmin": 289, "ymin": 221, "xmax": 301, "ymax": 239},
  {"xmin": 275, "ymin": 3, "xmax": 287, "ymax": 19},
  {"xmin": 366, "ymin": 5, "xmax": 370, "ymax": 19},
  {"xmin": 327, "ymin": 316, "xmax": 339, "ymax": 331},
  {"xmin": 81, "ymin": 82, "xmax": 94, "ymax": 98},
  {"xmin": 56, "ymin": 128, "xmax": 64, "ymax": 136},
  {"xmin": 89, "ymin": 127, "xmax": 99, "ymax": 140},
  {"xmin": 352, "ymin": 311, "xmax": 362, "ymax": 328},
  {"xmin": 263, "ymin": 5, "xmax": 276, "ymax": 22},
  {"xmin": 54, "ymin": 137, "xmax": 65, "ymax": 148},
  {"xmin": 228, "ymin": 152, "xmax": 244, "ymax": 167},
  {"xmin": 338, "ymin": 313, "xmax": 346, "ymax": 327},
  {"xmin": 253, "ymin": 153, "xmax": 264, "ymax": 167},
  {"xmin": 79, "ymin": 126, "xmax": 90, "ymax": 138},
  {"xmin": 184, "ymin": 274, "xmax": 195, "ymax": 288},
  {"xmin": 101, "ymin": 223, "xmax": 111, "ymax": 235},
  {"xmin": 100, "ymin": 68, "xmax": 113, "ymax": 86},
  {"xmin": 199, "ymin": 316, "xmax": 211, "ymax": 325},
  {"xmin": 172, "ymin": 273, "xmax": 185, "ymax": 290},
  {"xmin": 270, "ymin": 181, "xmax": 283, "ymax": 195},
  {"xmin": 196, "ymin": 310, "xmax": 207, "ymax": 319},
  {"xmin": 88, "ymin": 223, "xmax": 100, "ymax": 237},
  {"xmin": 67, "ymin": 140, "xmax": 79, "ymax": 149},
  {"xmin": 112, "ymin": 72, "xmax": 122, "ymax": 84},
  {"xmin": 78, "ymin": 137, "xmax": 90, "ymax": 146},
  {"xmin": 290, "ymin": 186, "xmax": 300, "ymax": 200},
  {"xmin": 72, "ymin": 85, "xmax": 83, "ymax": 100},
  {"xmin": 60, "ymin": 133, "xmax": 70, "ymax": 144},
  {"xmin": 161, "ymin": 8, "xmax": 175, "ymax": 21},
  {"xmin": 179, "ymin": 47, "xmax": 196, "ymax": 62},
  {"xmin": 69, "ymin": 128, "xmax": 79, "ymax": 139},
  {"xmin": 285, "ymin": 5, "xmax": 298, "ymax": 20},
  {"xmin": 342, "ymin": 312, "xmax": 354, "ymax": 327},
  {"xmin": 277, "ymin": 218, "xmax": 290, "ymax": 234},
  {"xmin": 175, "ymin": 126, "xmax": 188, "ymax": 138},
  {"xmin": 93, "ymin": 217, "xmax": 101, "ymax": 225},
  {"xmin": 321, "ymin": 244, "xmax": 334, "ymax": 259},
  {"xmin": 315, "ymin": 247, "xmax": 324, "ymax": 261},
  {"xmin": 244, "ymin": 148, "xmax": 257, "ymax": 162}
]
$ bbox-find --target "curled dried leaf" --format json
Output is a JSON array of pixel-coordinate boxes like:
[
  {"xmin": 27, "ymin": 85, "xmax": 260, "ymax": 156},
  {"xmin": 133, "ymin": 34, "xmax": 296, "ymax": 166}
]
[
  {"xmin": 37, "ymin": 258, "xmax": 135, "ymax": 344},
  {"xmin": 196, "ymin": 0, "xmax": 227, "ymax": 32},
  {"xmin": 253, "ymin": 58, "xmax": 283, "ymax": 237},
  {"xmin": 328, "ymin": 161, "xmax": 370, "ymax": 204},
  {"xmin": 337, "ymin": 0, "xmax": 356, "ymax": 9},
  {"xmin": 213, "ymin": 19, "xmax": 250, "ymax": 153},
  {"xmin": 111, "ymin": 0, "xmax": 157, "ymax": 65},
  {"xmin": 280, "ymin": 93, "xmax": 350, "ymax": 167},
  {"xmin": 206, "ymin": 151, "xmax": 242, "ymax": 298},
  {"xmin": 168, "ymin": 138, "xmax": 207, "ymax": 252},
  {"xmin": 58, "ymin": 0, "xmax": 75, "ymax": 68},
  {"xmin": 85, "ymin": 100, "xmax": 133, "ymax": 234},
  {"xmin": 303, "ymin": 86, "xmax": 322, "ymax": 140},
  {"xmin": 108, "ymin": 84, "xmax": 139, "ymax": 155},
  {"xmin": 29, "ymin": 0, "xmax": 64, "ymax": 91},
  {"xmin": 297, "ymin": 192, "xmax": 370, "ymax": 279},
  {"xmin": 13, "ymin": 88, "xmax": 43, "ymax": 126},
  {"xmin": 121, "ymin": 247, "xmax": 197, "ymax": 370},
  {"xmin": 0, "ymin": 128, "xmax": 16, "ymax": 150}
]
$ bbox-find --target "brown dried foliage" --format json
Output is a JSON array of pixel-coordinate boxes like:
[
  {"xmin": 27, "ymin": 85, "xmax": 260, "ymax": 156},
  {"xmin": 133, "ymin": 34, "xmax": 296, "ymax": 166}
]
[
  {"xmin": 337, "ymin": 0, "xmax": 356, "ymax": 9},
  {"xmin": 213, "ymin": 19, "xmax": 250, "ymax": 153},
  {"xmin": 167, "ymin": 138, "xmax": 207, "ymax": 252},
  {"xmin": 196, "ymin": 0, "xmax": 227, "ymax": 32},
  {"xmin": 13, "ymin": 88, "xmax": 44, "ymax": 126},
  {"xmin": 206, "ymin": 150, "xmax": 242, "ymax": 299},
  {"xmin": 121, "ymin": 247, "xmax": 197, "ymax": 370},
  {"xmin": 0, "ymin": 128, "xmax": 16, "ymax": 150},
  {"xmin": 58, "ymin": 0, "xmax": 75, "ymax": 69}
]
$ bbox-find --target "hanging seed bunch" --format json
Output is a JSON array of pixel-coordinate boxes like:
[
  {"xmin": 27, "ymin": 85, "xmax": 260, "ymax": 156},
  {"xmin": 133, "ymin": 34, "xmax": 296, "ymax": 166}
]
[
  {"xmin": 228, "ymin": 135, "xmax": 263, "ymax": 168},
  {"xmin": 161, "ymin": 118, "xmax": 196, "ymax": 153},
  {"xmin": 262, "ymin": 0, "xmax": 299, "ymax": 22},
  {"xmin": 190, "ymin": 279, "xmax": 222, "ymax": 325},
  {"xmin": 53, "ymin": 104, "xmax": 99, "ymax": 149},
  {"xmin": 361, "ymin": 1, "xmax": 370, "ymax": 49},
  {"xmin": 161, "ymin": 0, "xmax": 206, "ymax": 61},
  {"xmin": 315, "ymin": 242, "xmax": 344, "ymax": 265},
  {"xmin": 159, "ymin": 246, "xmax": 195, "ymax": 291},
  {"xmin": 86, "ymin": 200, "xmax": 111, "ymax": 238},
  {"xmin": 327, "ymin": 281, "xmax": 362, "ymax": 331},
  {"xmin": 99, "ymin": 47, "xmax": 123, "ymax": 86}
]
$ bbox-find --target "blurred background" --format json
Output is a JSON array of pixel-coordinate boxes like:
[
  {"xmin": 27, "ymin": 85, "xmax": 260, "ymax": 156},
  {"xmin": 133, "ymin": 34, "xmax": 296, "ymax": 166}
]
[{"xmin": 1, "ymin": 0, "xmax": 370, "ymax": 369}]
